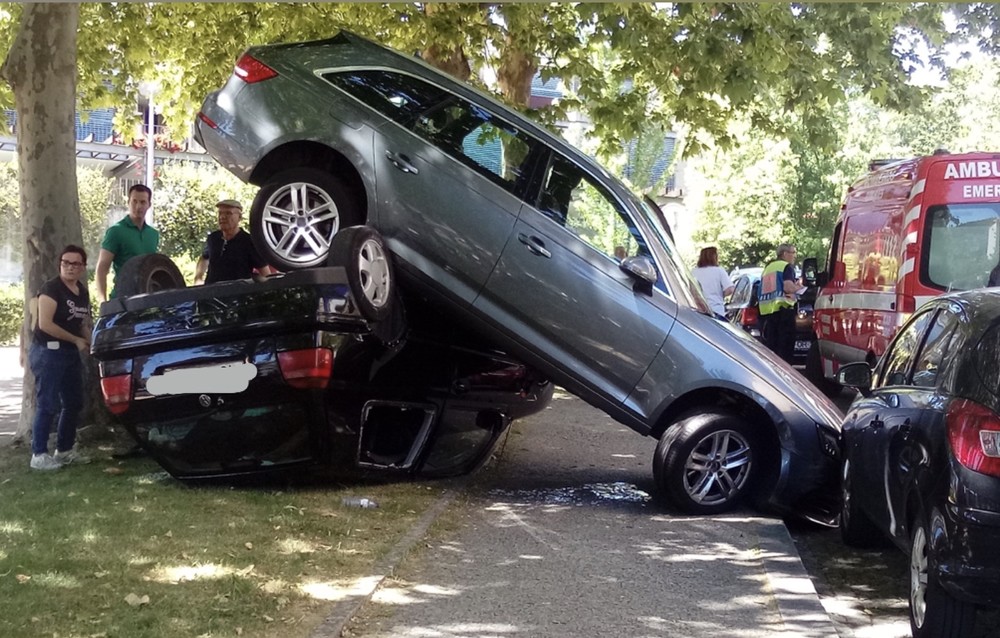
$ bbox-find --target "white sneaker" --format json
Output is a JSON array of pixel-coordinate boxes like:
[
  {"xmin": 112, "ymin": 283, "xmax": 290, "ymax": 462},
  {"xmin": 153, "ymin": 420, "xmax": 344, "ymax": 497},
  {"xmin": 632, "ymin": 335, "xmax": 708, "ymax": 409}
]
[
  {"xmin": 54, "ymin": 448, "xmax": 91, "ymax": 465},
  {"xmin": 30, "ymin": 453, "xmax": 62, "ymax": 471}
]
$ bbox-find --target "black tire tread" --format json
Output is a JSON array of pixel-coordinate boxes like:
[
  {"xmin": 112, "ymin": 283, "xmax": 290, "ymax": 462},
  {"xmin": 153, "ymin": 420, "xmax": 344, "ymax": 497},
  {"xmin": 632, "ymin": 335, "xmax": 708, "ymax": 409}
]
[
  {"xmin": 909, "ymin": 511, "xmax": 977, "ymax": 638},
  {"xmin": 115, "ymin": 253, "xmax": 186, "ymax": 298}
]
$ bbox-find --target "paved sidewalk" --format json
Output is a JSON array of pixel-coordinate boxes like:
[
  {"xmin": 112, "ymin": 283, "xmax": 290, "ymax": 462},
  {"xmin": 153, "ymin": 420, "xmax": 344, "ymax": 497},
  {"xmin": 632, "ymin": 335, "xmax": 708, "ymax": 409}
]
[
  {"xmin": 0, "ymin": 346, "xmax": 23, "ymax": 443},
  {"xmin": 321, "ymin": 391, "xmax": 838, "ymax": 638}
]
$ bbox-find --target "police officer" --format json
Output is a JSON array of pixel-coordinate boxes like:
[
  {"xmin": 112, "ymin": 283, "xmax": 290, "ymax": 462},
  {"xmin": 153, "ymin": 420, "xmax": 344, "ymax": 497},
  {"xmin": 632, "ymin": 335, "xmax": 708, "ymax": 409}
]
[{"xmin": 758, "ymin": 244, "xmax": 799, "ymax": 364}]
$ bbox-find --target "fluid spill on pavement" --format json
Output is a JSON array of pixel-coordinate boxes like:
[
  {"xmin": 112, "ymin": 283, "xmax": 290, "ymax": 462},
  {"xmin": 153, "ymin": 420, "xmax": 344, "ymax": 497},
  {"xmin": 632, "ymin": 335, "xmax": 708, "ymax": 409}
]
[{"xmin": 489, "ymin": 481, "xmax": 651, "ymax": 506}]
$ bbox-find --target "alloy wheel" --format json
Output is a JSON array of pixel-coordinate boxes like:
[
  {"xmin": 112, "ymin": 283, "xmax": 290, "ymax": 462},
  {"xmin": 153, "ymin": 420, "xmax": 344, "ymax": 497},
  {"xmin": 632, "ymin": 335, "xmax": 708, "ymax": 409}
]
[
  {"xmin": 357, "ymin": 237, "xmax": 391, "ymax": 309},
  {"xmin": 910, "ymin": 525, "xmax": 929, "ymax": 629},
  {"xmin": 682, "ymin": 429, "xmax": 752, "ymax": 507},
  {"xmin": 261, "ymin": 181, "xmax": 340, "ymax": 265}
]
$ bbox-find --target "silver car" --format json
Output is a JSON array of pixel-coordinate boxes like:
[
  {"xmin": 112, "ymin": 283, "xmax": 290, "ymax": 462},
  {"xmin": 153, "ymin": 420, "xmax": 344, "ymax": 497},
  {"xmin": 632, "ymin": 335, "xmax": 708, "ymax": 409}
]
[{"xmin": 194, "ymin": 30, "xmax": 843, "ymax": 519}]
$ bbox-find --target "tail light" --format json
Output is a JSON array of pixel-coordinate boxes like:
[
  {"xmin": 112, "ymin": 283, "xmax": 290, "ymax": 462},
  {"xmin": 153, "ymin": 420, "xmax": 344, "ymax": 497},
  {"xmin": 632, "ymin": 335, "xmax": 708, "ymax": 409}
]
[
  {"xmin": 197, "ymin": 112, "xmax": 218, "ymax": 130},
  {"xmin": 738, "ymin": 306, "xmax": 760, "ymax": 337},
  {"xmin": 947, "ymin": 398, "xmax": 1000, "ymax": 477},
  {"xmin": 234, "ymin": 54, "xmax": 278, "ymax": 84},
  {"xmin": 278, "ymin": 348, "xmax": 333, "ymax": 389},
  {"xmin": 101, "ymin": 374, "xmax": 132, "ymax": 415}
]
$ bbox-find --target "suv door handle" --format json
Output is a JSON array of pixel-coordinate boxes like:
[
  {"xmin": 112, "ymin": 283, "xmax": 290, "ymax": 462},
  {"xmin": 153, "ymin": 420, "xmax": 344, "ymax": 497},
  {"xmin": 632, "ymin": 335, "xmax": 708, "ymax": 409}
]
[
  {"xmin": 869, "ymin": 416, "xmax": 885, "ymax": 429},
  {"xmin": 518, "ymin": 233, "xmax": 551, "ymax": 258},
  {"xmin": 385, "ymin": 150, "xmax": 419, "ymax": 175}
]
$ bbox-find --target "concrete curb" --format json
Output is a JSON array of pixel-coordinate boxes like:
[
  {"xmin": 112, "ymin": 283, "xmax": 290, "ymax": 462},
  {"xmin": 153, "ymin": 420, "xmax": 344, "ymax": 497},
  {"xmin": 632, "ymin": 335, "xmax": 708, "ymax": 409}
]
[
  {"xmin": 758, "ymin": 520, "xmax": 839, "ymax": 637},
  {"xmin": 309, "ymin": 485, "xmax": 463, "ymax": 638}
]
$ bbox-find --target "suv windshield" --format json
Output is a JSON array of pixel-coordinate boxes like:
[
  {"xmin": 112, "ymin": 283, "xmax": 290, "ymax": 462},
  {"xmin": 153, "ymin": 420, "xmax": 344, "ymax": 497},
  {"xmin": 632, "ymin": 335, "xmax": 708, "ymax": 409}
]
[
  {"xmin": 638, "ymin": 197, "xmax": 710, "ymax": 313},
  {"xmin": 925, "ymin": 203, "xmax": 1000, "ymax": 291}
]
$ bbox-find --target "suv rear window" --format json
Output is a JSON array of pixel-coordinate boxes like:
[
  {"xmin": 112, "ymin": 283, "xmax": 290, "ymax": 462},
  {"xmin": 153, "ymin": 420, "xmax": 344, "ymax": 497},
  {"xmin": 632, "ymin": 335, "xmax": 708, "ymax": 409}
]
[{"xmin": 322, "ymin": 70, "xmax": 449, "ymax": 124}]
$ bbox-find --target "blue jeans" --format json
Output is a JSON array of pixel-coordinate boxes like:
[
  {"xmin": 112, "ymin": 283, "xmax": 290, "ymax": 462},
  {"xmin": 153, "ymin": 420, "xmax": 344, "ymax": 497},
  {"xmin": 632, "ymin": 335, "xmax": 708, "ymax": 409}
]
[{"xmin": 29, "ymin": 342, "xmax": 84, "ymax": 456}]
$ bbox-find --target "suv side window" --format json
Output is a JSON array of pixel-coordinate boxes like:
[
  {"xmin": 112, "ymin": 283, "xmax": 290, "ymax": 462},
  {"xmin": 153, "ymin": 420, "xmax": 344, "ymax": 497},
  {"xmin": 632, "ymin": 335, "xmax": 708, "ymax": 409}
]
[
  {"xmin": 322, "ymin": 70, "xmax": 449, "ymax": 124},
  {"xmin": 877, "ymin": 310, "xmax": 936, "ymax": 387},
  {"xmin": 539, "ymin": 153, "xmax": 644, "ymax": 262},
  {"xmin": 411, "ymin": 99, "xmax": 536, "ymax": 194}
]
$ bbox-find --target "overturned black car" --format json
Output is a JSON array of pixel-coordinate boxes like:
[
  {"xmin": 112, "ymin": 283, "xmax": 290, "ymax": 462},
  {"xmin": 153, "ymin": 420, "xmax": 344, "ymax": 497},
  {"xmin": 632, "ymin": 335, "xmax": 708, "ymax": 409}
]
[{"xmin": 92, "ymin": 254, "xmax": 552, "ymax": 480}]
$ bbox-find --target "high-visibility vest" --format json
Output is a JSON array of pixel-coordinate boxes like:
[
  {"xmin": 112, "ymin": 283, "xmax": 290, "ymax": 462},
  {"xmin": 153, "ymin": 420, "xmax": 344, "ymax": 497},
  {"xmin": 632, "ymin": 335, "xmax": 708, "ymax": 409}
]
[{"xmin": 759, "ymin": 259, "xmax": 795, "ymax": 315}]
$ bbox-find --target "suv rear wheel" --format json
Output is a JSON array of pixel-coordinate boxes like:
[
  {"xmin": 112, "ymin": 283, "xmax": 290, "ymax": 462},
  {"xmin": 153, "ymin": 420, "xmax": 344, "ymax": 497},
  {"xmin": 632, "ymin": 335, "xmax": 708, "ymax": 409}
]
[{"xmin": 250, "ymin": 168, "xmax": 362, "ymax": 271}]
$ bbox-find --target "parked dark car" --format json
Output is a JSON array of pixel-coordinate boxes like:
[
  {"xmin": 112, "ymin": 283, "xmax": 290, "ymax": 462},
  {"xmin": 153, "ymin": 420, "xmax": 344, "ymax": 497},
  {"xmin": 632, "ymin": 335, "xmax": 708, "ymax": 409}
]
[
  {"xmin": 837, "ymin": 290, "xmax": 1000, "ymax": 638},
  {"xmin": 724, "ymin": 269, "xmax": 816, "ymax": 365},
  {"xmin": 191, "ymin": 30, "xmax": 844, "ymax": 519}
]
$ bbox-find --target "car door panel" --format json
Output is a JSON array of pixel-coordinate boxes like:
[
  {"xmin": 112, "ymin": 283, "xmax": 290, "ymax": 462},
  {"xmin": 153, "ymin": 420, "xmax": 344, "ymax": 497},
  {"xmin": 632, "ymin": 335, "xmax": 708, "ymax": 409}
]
[
  {"xmin": 477, "ymin": 205, "xmax": 671, "ymax": 406},
  {"xmin": 372, "ymin": 123, "xmax": 521, "ymax": 305}
]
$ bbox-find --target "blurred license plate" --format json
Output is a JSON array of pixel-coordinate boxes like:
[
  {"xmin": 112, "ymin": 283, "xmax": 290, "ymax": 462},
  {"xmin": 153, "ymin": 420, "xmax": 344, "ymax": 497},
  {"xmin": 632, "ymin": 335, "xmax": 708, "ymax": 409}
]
[
  {"xmin": 146, "ymin": 362, "xmax": 257, "ymax": 396},
  {"xmin": 795, "ymin": 340, "xmax": 811, "ymax": 352}
]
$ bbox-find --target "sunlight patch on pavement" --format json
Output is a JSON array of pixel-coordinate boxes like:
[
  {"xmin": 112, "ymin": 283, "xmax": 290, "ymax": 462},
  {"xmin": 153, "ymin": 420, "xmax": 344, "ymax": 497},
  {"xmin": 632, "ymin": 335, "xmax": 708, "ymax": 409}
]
[{"xmin": 300, "ymin": 575, "xmax": 382, "ymax": 601}]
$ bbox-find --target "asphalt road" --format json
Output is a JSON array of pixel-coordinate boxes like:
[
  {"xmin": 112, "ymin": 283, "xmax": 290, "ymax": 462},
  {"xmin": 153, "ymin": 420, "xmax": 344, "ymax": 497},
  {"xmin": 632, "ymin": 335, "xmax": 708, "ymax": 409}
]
[{"xmin": 340, "ymin": 389, "xmax": 837, "ymax": 638}]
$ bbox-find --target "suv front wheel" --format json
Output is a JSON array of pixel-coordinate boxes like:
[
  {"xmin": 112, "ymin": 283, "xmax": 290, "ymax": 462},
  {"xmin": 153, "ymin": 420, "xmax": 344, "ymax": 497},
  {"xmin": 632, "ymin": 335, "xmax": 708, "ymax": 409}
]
[
  {"xmin": 653, "ymin": 411, "xmax": 758, "ymax": 515},
  {"xmin": 250, "ymin": 168, "xmax": 362, "ymax": 271}
]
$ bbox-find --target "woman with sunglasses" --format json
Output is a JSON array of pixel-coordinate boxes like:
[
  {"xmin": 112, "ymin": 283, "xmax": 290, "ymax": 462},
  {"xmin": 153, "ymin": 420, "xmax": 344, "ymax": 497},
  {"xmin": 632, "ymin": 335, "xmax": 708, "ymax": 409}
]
[{"xmin": 28, "ymin": 245, "xmax": 93, "ymax": 471}]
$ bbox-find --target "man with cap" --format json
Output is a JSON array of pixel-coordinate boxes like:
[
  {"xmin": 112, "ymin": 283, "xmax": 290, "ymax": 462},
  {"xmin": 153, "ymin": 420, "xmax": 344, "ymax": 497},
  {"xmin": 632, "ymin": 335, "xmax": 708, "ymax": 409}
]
[{"xmin": 194, "ymin": 199, "xmax": 273, "ymax": 285}]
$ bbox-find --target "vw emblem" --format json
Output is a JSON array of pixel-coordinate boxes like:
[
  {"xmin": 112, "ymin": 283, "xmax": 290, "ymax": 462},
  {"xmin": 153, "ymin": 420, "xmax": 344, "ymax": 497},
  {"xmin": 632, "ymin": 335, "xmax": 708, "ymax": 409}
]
[{"xmin": 198, "ymin": 394, "xmax": 212, "ymax": 408}]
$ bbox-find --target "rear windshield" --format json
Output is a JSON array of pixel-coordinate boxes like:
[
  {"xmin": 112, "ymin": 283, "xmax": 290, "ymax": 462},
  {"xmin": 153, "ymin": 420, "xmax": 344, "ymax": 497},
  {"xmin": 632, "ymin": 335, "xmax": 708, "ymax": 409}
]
[{"xmin": 925, "ymin": 203, "xmax": 1000, "ymax": 291}]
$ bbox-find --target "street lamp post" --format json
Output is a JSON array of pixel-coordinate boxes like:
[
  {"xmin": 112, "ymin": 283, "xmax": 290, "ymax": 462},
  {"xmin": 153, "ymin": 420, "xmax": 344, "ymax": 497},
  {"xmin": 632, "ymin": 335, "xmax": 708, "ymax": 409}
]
[{"xmin": 138, "ymin": 81, "xmax": 158, "ymax": 224}]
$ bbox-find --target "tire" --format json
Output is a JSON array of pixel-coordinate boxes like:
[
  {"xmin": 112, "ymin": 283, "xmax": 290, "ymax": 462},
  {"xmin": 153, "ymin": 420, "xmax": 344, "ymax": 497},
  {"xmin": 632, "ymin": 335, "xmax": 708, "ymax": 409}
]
[
  {"xmin": 328, "ymin": 226, "xmax": 394, "ymax": 322},
  {"xmin": 249, "ymin": 168, "xmax": 362, "ymax": 271},
  {"xmin": 909, "ymin": 510, "xmax": 977, "ymax": 638},
  {"xmin": 805, "ymin": 340, "xmax": 841, "ymax": 398},
  {"xmin": 653, "ymin": 411, "xmax": 759, "ymax": 515},
  {"xmin": 115, "ymin": 254, "xmax": 186, "ymax": 298},
  {"xmin": 839, "ymin": 455, "xmax": 883, "ymax": 547}
]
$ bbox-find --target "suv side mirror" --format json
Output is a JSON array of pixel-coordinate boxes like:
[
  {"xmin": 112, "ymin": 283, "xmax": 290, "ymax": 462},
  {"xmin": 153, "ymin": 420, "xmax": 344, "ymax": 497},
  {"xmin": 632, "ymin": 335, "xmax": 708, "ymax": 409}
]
[
  {"xmin": 801, "ymin": 257, "xmax": 818, "ymax": 287},
  {"xmin": 836, "ymin": 362, "xmax": 873, "ymax": 396},
  {"xmin": 620, "ymin": 255, "xmax": 658, "ymax": 293}
]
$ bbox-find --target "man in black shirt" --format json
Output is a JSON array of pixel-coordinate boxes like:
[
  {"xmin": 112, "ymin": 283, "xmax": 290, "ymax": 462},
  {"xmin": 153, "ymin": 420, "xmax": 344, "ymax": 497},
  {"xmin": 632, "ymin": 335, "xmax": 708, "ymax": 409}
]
[{"xmin": 194, "ymin": 199, "xmax": 273, "ymax": 284}]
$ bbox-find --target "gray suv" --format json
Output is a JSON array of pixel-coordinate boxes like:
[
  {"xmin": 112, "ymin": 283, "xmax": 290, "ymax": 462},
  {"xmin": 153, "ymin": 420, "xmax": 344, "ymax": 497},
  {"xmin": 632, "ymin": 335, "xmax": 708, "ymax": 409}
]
[{"xmin": 194, "ymin": 30, "xmax": 842, "ymax": 520}]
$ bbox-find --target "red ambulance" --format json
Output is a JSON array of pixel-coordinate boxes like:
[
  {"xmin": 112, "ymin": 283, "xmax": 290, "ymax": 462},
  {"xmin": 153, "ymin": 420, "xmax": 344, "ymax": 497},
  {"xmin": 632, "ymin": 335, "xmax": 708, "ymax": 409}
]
[{"xmin": 807, "ymin": 151, "xmax": 1000, "ymax": 394}]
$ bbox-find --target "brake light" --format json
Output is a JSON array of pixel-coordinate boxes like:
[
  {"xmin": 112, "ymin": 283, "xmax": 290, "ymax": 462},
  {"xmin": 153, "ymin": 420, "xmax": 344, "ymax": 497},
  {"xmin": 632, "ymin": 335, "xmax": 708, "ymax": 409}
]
[
  {"xmin": 100, "ymin": 374, "xmax": 132, "ymax": 415},
  {"xmin": 197, "ymin": 111, "xmax": 218, "ymax": 130},
  {"xmin": 947, "ymin": 398, "xmax": 1000, "ymax": 477},
  {"xmin": 277, "ymin": 348, "xmax": 333, "ymax": 389},
  {"xmin": 740, "ymin": 305, "xmax": 759, "ymax": 328},
  {"xmin": 234, "ymin": 54, "xmax": 278, "ymax": 83}
]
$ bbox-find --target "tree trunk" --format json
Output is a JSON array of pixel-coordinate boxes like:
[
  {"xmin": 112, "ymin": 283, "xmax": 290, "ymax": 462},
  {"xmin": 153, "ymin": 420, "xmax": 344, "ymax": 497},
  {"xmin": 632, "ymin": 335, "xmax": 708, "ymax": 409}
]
[
  {"xmin": 1, "ymin": 3, "xmax": 81, "ymax": 444},
  {"xmin": 422, "ymin": 43, "xmax": 471, "ymax": 82},
  {"xmin": 495, "ymin": 45, "xmax": 537, "ymax": 108}
]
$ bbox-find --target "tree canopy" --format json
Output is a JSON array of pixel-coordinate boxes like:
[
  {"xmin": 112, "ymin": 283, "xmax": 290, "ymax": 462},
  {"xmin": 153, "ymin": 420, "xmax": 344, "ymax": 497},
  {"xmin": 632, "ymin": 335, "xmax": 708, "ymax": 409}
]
[{"xmin": 0, "ymin": 2, "xmax": 986, "ymax": 158}]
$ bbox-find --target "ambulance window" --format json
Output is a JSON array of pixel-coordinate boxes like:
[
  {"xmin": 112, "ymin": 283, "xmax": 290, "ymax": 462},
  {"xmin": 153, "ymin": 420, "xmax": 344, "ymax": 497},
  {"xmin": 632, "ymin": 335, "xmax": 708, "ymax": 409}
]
[
  {"xmin": 925, "ymin": 204, "xmax": 1000, "ymax": 291},
  {"xmin": 842, "ymin": 212, "xmax": 895, "ymax": 288}
]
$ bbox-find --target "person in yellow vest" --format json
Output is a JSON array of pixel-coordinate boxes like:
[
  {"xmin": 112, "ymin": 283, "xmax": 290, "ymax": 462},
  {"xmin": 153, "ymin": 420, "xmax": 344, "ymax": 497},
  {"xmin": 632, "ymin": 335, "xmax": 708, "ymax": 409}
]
[{"xmin": 758, "ymin": 243, "xmax": 800, "ymax": 363}]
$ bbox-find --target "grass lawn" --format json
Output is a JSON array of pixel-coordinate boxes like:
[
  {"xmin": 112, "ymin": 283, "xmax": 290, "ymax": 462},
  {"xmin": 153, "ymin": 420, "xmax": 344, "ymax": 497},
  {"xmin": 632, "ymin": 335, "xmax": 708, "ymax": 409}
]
[{"xmin": 0, "ymin": 440, "xmax": 446, "ymax": 638}]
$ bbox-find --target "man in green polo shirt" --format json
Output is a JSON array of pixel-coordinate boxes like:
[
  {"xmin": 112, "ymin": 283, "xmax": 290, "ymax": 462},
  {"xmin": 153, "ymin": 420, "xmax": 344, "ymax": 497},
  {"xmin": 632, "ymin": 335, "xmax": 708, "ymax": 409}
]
[{"xmin": 95, "ymin": 184, "xmax": 160, "ymax": 301}]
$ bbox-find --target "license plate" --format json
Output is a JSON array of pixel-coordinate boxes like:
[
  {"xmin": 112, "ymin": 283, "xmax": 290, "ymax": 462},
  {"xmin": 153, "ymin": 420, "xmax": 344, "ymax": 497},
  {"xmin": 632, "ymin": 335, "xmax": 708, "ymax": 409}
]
[
  {"xmin": 146, "ymin": 361, "xmax": 257, "ymax": 396},
  {"xmin": 795, "ymin": 340, "xmax": 811, "ymax": 352}
]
